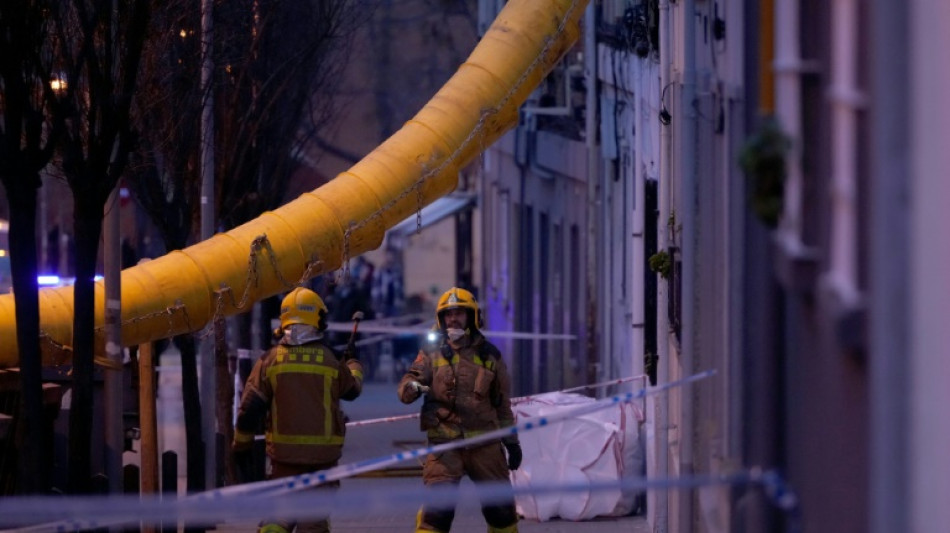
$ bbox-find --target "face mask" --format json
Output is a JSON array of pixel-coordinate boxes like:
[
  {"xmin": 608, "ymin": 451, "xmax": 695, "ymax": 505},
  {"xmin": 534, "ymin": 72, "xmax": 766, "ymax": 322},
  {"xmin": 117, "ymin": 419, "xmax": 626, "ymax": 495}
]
[
  {"xmin": 282, "ymin": 324, "xmax": 323, "ymax": 345},
  {"xmin": 446, "ymin": 328, "xmax": 465, "ymax": 341}
]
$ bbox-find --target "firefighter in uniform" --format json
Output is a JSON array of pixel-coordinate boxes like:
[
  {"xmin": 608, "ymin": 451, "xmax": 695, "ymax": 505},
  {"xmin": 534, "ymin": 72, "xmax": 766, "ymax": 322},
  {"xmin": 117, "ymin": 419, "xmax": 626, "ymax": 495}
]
[
  {"xmin": 233, "ymin": 287, "xmax": 364, "ymax": 533},
  {"xmin": 398, "ymin": 287, "xmax": 522, "ymax": 533}
]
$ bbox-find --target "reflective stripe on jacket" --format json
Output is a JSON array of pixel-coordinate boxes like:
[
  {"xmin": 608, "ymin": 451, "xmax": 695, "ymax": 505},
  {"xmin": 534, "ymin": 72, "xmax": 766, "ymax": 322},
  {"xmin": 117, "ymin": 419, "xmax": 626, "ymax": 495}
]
[
  {"xmin": 236, "ymin": 342, "xmax": 363, "ymax": 465},
  {"xmin": 398, "ymin": 333, "xmax": 518, "ymax": 445}
]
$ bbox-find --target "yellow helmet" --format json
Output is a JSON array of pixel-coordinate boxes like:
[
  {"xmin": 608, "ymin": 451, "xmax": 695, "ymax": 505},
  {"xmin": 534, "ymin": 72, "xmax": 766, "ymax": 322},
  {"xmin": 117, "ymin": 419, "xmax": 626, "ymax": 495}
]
[
  {"xmin": 280, "ymin": 287, "xmax": 328, "ymax": 330},
  {"xmin": 435, "ymin": 287, "xmax": 482, "ymax": 330}
]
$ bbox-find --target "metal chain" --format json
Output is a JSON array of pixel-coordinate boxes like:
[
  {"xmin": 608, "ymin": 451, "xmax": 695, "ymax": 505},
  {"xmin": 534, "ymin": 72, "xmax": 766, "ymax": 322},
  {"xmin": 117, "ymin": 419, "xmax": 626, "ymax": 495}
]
[
  {"xmin": 43, "ymin": 300, "xmax": 188, "ymax": 363},
  {"xmin": 340, "ymin": 226, "xmax": 352, "ymax": 285},
  {"xmin": 343, "ymin": 2, "xmax": 577, "ymax": 240},
  {"xmin": 197, "ymin": 234, "xmax": 327, "ymax": 341},
  {"xmin": 416, "ymin": 175, "xmax": 425, "ymax": 234},
  {"xmin": 258, "ymin": 235, "xmax": 301, "ymax": 290},
  {"xmin": 319, "ymin": 3, "xmax": 579, "ymax": 249},
  {"xmin": 33, "ymin": 2, "xmax": 584, "ymax": 358}
]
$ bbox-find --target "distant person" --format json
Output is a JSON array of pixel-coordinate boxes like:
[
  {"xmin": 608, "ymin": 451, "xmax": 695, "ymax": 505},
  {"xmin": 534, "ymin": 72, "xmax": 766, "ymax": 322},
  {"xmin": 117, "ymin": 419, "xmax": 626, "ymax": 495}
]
[
  {"xmin": 326, "ymin": 269, "xmax": 375, "ymax": 345},
  {"xmin": 233, "ymin": 287, "xmax": 364, "ymax": 533},
  {"xmin": 323, "ymin": 267, "xmax": 376, "ymax": 381},
  {"xmin": 397, "ymin": 287, "xmax": 522, "ymax": 533},
  {"xmin": 372, "ymin": 247, "xmax": 405, "ymax": 318},
  {"xmin": 352, "ymin": 255, "xmax": 375, "ymax": 301}
]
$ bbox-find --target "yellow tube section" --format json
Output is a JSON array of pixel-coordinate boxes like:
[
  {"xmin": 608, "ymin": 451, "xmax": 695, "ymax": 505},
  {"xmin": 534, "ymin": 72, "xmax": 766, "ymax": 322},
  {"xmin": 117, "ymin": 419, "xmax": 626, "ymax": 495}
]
[{"xmin": 0, "ymin": 0, "xmax": 587, "ymax": 369}]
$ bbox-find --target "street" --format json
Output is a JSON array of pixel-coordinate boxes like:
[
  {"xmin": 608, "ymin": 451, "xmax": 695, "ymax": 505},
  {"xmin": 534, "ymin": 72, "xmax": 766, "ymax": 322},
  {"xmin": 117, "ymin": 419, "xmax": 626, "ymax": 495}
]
[{"xmin": 213, "ymin": 381, "xmax": 648, "ymax": 532}]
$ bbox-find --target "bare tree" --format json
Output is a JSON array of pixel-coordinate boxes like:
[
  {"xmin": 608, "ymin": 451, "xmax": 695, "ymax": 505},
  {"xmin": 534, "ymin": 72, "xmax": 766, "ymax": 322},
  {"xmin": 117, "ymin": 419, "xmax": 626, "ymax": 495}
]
[
  {"xmin": 0, "ymin": 0, "xmax": 62, "ymax": 494},
  {"xmin": 127, "ymin": 0, "xmax": 364, "ymax": 489},
  {"xmin": 368, "ymin": 0, "xmax": 477, "ymax": 140},
  {"xmin": 214, "ymin": 0, "xmax": 363, "ymax": 228},
  {"xmin": 44, "ymin": 0, "xmax": 151, "ymax": 494},
  {"xmin": 125, "ymin": 3, "xmax": 207, "ymax": 494}
]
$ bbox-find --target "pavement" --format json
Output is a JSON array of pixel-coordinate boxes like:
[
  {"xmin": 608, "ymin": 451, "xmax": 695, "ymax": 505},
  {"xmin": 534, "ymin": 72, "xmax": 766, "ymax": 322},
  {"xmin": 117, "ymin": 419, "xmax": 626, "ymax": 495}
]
[{"xmin": 213, "ymin": 381, "xmax": 649, "ymax": 532}]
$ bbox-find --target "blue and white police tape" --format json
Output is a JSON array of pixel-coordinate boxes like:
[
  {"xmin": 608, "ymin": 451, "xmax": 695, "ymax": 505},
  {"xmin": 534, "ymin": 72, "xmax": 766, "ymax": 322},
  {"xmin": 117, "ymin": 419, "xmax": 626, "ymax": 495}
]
[
  {"xmin": 5, "ymin": 369, "xmax": 714, "ymax": 533},
  {"xmin": 211, "ymin": 369, "xmax": 714, "ymax": 499},
  {"xmin": 546, "ymin": 373, "xmax": 647, "ymax": 396},
  {"xmin": 0, "ymin": 466, "xmax": 800, "ymax": 532},
  {"xmin": 344, "ymin": 373, "xmax": 649, "ymax": 428}
]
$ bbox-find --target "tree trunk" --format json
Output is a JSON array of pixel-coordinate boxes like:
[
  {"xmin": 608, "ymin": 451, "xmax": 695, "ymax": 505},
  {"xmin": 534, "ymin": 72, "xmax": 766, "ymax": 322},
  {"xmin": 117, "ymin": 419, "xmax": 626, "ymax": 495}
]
[
  {"xmin": 4, "ymin": 177, "xmax": 47, "ymax": 494},
  {"xmin": 214, "ymin": 316, "xmax": 235, "ymax": 486},
  {"xmin": 174, "ymin": 334, "xmax": 205, "ymax": 495},
  {"xmin": 67, "ymin": 193, "xmax": 104, "ymax": 494}
]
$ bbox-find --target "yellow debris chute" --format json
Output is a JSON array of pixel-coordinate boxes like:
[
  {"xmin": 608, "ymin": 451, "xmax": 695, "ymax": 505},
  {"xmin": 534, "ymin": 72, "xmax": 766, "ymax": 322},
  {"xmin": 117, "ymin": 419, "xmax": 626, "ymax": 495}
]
[{"xmin": 0, "ymin": 0, "xmax": 586, "ymax": 368}]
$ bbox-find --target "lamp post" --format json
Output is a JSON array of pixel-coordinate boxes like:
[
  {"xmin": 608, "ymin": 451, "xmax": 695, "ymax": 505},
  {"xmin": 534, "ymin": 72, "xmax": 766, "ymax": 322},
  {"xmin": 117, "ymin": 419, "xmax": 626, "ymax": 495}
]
[
  {"xmin": 199, "ymin": 0, "xmax": 217, "ymax": 490},
  {"xmin": 103, "ymin": 0, "xmax": 124, "ymax": 494}
]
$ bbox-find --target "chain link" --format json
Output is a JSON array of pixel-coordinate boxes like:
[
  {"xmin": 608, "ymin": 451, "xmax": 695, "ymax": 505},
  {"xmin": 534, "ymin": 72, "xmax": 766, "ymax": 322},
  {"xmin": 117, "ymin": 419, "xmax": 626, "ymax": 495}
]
[
  {"xmin": 195, "ymin": 234, "xmax": 326, "ymax": 341},
  {"xmin": 347, "ymin": 2, "xmax": 579, "ymax": 238},
  {"xmin": 43, "ymin": 300, "xmax": 189, "ymax": 362},
  {"xmin": 33, "ymin": 2, "xmax": 582, "ymax": 357},
  {"xmin": 340, "ymin": 226, "xmax": 352, "ymax": 285}
]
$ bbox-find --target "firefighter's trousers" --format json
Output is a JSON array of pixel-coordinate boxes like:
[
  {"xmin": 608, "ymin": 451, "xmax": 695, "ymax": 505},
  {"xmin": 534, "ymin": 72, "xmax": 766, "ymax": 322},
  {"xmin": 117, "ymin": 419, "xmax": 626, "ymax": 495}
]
[
  {"xmin": 259, "ymin": 460, "xmax": 339, "ymax": 533},
  {"xmin": 415, "ymin": 441, "xmax": 518, "ymax": 532}
]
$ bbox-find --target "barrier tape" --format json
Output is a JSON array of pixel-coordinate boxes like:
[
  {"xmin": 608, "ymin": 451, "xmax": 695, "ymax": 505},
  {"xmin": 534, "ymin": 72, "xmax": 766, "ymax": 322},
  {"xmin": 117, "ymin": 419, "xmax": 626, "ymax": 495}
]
[
  {"xmin": 344, "ymin": 373, "xmax": 649, "ymax": 428},
  {"xmin": 343, "ymin": 411, "xmax": 418, "ymax": 428},
  {"xmin": 517, "ymin": 373, "xmax": 648, "ymax": 402},
  {"xmin": 3, "ymin": 370, "xmax": 714, "ymax": 532},
  {"xmin": 205, "ymin": 370, "xmax": 714, "ymax": 499},
  {"xmin": 326, "ymin": 320, "xmax": 577, "ymax": 340},
  {"xmin": 324, "ymin": 312, "xmax": 430, "ymax": 330},
  {"xmin": 0, "ymin": 370, "xmax": 716, "ymax": 533},
  {"xmin": 0, "ymin": 466, "xmax": 799, "ymax": 532}
]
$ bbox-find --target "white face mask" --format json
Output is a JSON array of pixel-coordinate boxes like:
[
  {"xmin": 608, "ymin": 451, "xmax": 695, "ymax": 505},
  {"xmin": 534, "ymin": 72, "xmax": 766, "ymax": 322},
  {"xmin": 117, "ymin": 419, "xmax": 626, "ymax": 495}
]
[
  {"xmin": 446, "ymin": 328, "xmax": 465, "ymax": 341},
  {"xmin": 282, "ymin": 324, "xmax": 323, "ymax": 345}
]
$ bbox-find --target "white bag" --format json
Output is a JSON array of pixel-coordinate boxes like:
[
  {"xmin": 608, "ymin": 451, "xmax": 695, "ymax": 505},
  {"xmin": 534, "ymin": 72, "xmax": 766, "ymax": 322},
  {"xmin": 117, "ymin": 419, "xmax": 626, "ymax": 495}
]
[{"xmin": 510, "ymin": 392, "xmax": 645, "ymax": 521}]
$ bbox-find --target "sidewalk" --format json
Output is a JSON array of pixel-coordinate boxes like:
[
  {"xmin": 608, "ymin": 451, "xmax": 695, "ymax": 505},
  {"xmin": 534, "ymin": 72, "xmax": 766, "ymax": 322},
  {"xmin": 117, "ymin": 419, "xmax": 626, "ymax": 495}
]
[{"xmin": 214, "ymin": 382, "xmax": 648, "ymax": 532}]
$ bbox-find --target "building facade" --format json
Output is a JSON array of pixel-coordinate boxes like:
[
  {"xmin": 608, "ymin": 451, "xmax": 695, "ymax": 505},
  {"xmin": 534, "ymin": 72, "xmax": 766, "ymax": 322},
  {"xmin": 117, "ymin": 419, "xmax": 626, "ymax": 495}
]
[{"xmin": 476, "ymin": 1, "xmax": 949, "ymax": 532}]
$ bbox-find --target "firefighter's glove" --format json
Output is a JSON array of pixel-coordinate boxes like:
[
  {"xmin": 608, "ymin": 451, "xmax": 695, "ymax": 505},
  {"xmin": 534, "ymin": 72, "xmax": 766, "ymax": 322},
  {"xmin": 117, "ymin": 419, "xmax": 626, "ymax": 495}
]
[
  {"xmin": 409, "ymin": 381, "xmax": 430, "ymax": 394},
  {"xmin": 504, "ymin": 441, "xmax": 523, "ymax": 471}
]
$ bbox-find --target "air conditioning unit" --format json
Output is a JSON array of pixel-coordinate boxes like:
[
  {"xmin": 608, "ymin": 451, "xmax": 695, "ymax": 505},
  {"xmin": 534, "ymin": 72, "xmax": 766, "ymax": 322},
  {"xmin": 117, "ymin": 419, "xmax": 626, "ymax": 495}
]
[{"xmin": 523, "ymin": 62, "xmax": 584, "ymax": 117}]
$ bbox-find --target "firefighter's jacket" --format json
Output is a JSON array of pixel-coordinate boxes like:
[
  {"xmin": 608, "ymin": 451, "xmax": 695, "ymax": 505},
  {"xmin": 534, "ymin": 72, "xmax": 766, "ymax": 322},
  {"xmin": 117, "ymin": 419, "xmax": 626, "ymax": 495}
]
[
  {"xmin": 398, "ymin": 332, "xmax": 519, "ymax": 446},
  {"xmin": 234, "ymin": 339, "xmax": 363, "ymax": 465}
]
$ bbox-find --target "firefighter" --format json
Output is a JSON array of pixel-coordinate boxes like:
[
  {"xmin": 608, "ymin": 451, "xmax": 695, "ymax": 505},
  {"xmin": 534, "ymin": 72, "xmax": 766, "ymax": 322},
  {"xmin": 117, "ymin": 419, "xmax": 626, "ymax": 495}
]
[
  {"xmin": 398, "ymin": 287, "xmax": 522, "ymax": 533},
  {"xmin": 233, "ymin": 286, "xmax": 364, "ymax": 533}
]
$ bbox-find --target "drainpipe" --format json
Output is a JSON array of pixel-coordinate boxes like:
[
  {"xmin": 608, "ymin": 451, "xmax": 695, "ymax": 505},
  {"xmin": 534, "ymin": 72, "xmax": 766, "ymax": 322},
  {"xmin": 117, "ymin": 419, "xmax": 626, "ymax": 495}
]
[
  {"xmin": 103, "ymin": 0, "xmax": 122, "ymax": 494},
  {"xmin": 680, "ymin": 0, "xmax": 698, "ymax": 531},
  {"xmin": 650, "ymin": 1, "xmax": 672, "ymax": 531},
  {"xmin": 632, "ymin": 54, "xmax": 645, "ymax": 391},
  {"xmin": 868, "ymin": 0, "xmax": 908, "ymax": 531},
  {"xmin": 199, "ymin": 0, "xmax": 216, "ymax": 490},
  {"xmin": 774, "ymin": 0, "xmax": 804, "ymax": 249},
  {"xmin": 601, "ymin": 157, "xmax": 613, "ymax": 387},
  {"xmin": 827, "ymin": 0, "xmax": 861, "ymax": 303},
  {"xmin": 103, "ymin": 189, "xmax": 122, "ymax": 493},
  {"xmin": 584, "ymin": 2, "xmax": 601, "ymax": 387}
]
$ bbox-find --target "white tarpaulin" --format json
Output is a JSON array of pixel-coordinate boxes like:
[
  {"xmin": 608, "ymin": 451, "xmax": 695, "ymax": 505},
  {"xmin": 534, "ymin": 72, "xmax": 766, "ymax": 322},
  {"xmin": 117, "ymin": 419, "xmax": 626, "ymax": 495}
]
[{"xmin": 510, "ymin": 392, "xmax": 645, "ymax": 521}]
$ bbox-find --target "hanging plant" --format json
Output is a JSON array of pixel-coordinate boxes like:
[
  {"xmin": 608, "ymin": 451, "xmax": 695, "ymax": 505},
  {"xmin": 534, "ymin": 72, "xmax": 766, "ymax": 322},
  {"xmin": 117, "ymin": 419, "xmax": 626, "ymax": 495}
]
[
  {"xmin": 648, "ymin": 250, "xmax": 672, "ymax": 279},
  {"xmin": 738, "ymin": 117, "xmax": 791, "ymax": 228}
]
